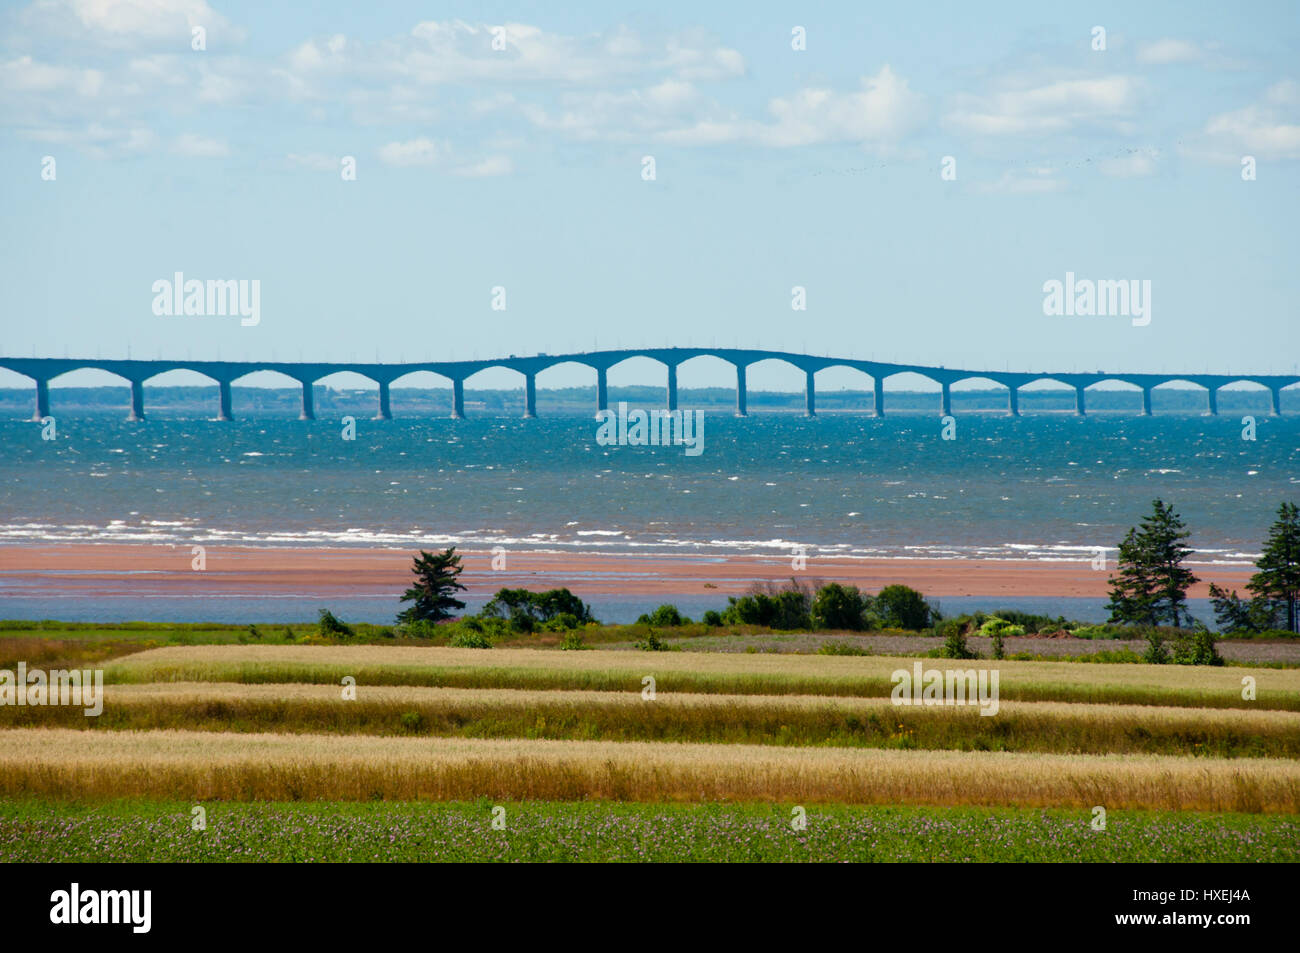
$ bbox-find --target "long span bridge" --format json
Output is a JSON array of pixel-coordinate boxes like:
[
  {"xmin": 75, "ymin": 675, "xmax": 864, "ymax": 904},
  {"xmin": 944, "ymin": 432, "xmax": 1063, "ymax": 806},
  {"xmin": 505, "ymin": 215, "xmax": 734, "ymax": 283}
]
[{"xmin": 2, "ymin": 349, "xmax": 1295, "ymax": 421}]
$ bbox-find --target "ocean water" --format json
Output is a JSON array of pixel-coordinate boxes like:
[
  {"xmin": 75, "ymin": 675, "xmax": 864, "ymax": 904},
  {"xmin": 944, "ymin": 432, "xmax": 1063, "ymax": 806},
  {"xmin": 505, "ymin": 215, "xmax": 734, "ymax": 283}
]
[{"xmin": 0, "ymin": 412, "xmax": 1296, "ymax": 622}]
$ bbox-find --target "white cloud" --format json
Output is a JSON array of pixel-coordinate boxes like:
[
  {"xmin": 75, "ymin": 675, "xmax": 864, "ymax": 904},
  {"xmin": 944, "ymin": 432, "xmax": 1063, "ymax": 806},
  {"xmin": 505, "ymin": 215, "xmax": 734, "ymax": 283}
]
[
  {"xmin": 945, "ymin": 75, "xmax": 1139, "ymax": 137},
  {"xmin": 377, "ymin": 137, "xmax": 441, "ymax": 166},
  {"xmin": 0, "ymin": 55, "xmax": 103, "ymax": 96},
  {"xmin": 22, "ymin": 121, "xmax": 155, "ymax": 158},
  {"xmin": 1265, "ymin": 79, "xmax": 1300, "ymax": 106},
  {"xmin": 282, "ymin": 20, "xmax": 743, "ymax": 95},
  {"xmin": 171, "ymin": 132, "xmax": 227, "ymax": 156},
  {"xmin": 22, "ymin": 0, "xmax": 239, "ymax": 47},
  {"xmin": 1136, "ymin": 39, "xmax": 1202, "ymax": 65},
  {"xmin": 656, "ymin": 66, "xmax": 924, "ymax": 148},
  {"xmin": 454, "ymin": 155, "xmax": 512, "ymax": 176},
  {"xmin": 1203, "ymin": 105, "xmax": 1300, "ymax": 160}
]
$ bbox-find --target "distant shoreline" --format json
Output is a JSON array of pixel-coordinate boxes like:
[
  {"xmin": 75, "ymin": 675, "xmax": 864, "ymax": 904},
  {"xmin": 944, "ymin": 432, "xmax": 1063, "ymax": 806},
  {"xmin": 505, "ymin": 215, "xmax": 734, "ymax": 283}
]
[{"xmin": 0, "ymin": 543, "xmax": 1255, "ymax": 603}]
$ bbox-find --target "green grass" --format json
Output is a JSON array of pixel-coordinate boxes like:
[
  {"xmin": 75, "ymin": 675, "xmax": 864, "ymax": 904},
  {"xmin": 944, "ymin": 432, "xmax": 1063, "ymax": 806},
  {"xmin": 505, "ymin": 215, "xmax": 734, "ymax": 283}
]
[{"xmin": 0, "ymin": 799, "xmax": 1294, "ymax": 862}]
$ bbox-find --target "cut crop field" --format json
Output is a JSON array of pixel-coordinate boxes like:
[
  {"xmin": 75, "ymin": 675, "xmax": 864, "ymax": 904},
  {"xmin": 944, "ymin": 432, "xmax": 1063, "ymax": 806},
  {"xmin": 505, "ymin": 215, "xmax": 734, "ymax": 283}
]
[
  {"xmin": 4, "ymin": 642, "xmax": 1299, "ymax": 861},
  {"xmin": 1, "ymin": 728, "xmax": 1297, "ymax": 811},
  {"xmin": 5, "ymin": 682, "xmax": 1300, "ymax": 758},
  {"xmin": 2, "ymin": 799, "xmax": 1295, "ymax": 863},
  {"xmin": 104, "ymin": 645, "xmax": 1300, "ymax": 710}
]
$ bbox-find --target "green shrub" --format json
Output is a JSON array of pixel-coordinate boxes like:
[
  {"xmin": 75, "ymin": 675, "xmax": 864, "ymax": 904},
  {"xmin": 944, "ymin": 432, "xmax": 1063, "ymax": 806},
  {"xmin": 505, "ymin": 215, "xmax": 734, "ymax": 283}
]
[
  {"xmin": 480, "ymin": 588, "xmax": 597, "ymax": 633},
  {"xmin": 1171, "ymin": 629, "xmax": 1224, "ymax": 666},
  {"xmin": 558, "ymin": 631, "xmax": 587, "ymax": 651},
  {"xmin": 701, "ymin": 610, "xmax": 723, "ymax": 627},
  {"xmin": 722, "ymin": 580, "xmax": 812, "ymax": 630},
  {"xmin": 317, "ymin": 609, "xmax": 354, "ymax": 639},
  {"xmin": 399, "ymin": 711, "xmax": 425, "ymax": 732},
  {"xmin": 810, "ymin": 583, "xmax": 868, "ymax": 631},
  {"xmin": 634, "ymin": 629, "xmax": 677, "ymax": 651},
  {"xmin": 636, "ymin": 605, "xmax": 691, "ymax": 627},
  {"xmin": 874, "ymin": 584, "xmax": 939, "ymax": 631},
  {"xmin": 542, "ymin": 612, "xmax": 583, "ymax": 632},
  {"xmin": 448, "ymin": 630, "xmax": 492, "ymax": 649},
  {"xmin": 939, "ymin": 628, "xmax": 977, "ymax": 660},
  {"xmin": 1144, "ymin": 633, "xmax": 1169, "ymax": 664},
  {"xmin": 816, "ymin": 641, "xmax": 872, "ymax": 656}
]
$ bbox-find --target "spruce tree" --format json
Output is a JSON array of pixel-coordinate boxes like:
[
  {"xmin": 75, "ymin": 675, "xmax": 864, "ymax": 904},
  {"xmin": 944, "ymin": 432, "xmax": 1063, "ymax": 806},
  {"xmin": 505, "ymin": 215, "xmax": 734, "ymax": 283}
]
[
  {"xmin": 397, "ymin": 547, "xmax": 467, "ymax": 623},
  {"xmin": 1106, "ymin": 499, "xmax": 1199, "ymax": 628},
  {"xmin": 1247, "ymin": 502, "xmax": 1300, "ymax": 633}
]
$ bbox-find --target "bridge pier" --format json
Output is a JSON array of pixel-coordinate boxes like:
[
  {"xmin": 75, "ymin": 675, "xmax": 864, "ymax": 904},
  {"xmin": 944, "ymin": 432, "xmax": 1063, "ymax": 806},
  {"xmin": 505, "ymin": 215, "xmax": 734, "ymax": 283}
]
[
  {"xmin": 873, "ymin": 376, "xmax": 884, "ymax": 417},
  {"xmin": 666, "ymin": 364, "xmax": 678, "ymax": 411},
  {"xmin": 1075, "ymin": 386, "xmax": 1087, "ymax": 416},
  {"xmin": 32, "ymin": 378, "xmax": 49, "ymax": 422},
  {"xmin": 940, "ymin": 381, "xmax": 951, "ymax": 417},
  {"xmin": 1141, "ymin": 387, "xmax": 1152, "ymax": 416},
  {"xmin": 451, "ymin": 379, "xmax": 465, "ymax": 419},
  {"xmin": 1008, "ymin": 386, "xmax": 1020, "ymax": 417},
  {"xmin": 523, "ymin": 374, "xmax": 537, "ymax": 418},
  {"xmin": 375, "ymin": 381, "xmax": 392, "ymax": 420},
  {"xmin": 735, "ymin": 365, "xmax": 747, "ymax": 417},
  {"xmin": 217, "ymin": 381, "xmax": 234, "ymax": 421},
  {"xmin": 127, "ymin": 380, "xmax": 146, "ymax": 421},
  {"xmin": 804, "ymin": 370, "xmax": 816, "ymax": 418},
  {"xmin": 1270, "ymin": 387, "xmax": 1282, "ymax": 416},
  {"xmin": 596, "ymin": 368, "xmax": 608, "ymax": 413},
  {"xmin": 1207, "ymin": 387, "xmax": 1218, "ymax": 416},
  {"xmin": 298, "ymin": 380, "xmax": 315, "ymax": 420}
]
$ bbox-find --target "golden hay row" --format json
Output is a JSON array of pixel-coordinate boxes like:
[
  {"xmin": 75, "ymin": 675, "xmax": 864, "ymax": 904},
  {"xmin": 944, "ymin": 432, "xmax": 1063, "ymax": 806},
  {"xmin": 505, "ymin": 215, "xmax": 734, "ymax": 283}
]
[
  {"xmin": 111, "ymin": 644, "xmax": 1300, "ymax": 691},
  {"xmin": 103, "ymin": 644, "xmax": 1300, "ymax": 710},
  {"xmin": 1, "ymin": 728, "xmax": 1296, "ymax": 812},
  {"xmin": 80, "ymin": 680, "xmax": 1300, "ymax": 732}
]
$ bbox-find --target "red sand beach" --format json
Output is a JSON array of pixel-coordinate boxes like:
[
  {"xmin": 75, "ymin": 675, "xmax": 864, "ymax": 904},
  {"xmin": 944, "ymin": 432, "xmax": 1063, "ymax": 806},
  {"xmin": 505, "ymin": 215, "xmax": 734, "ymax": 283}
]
[{"xmin": 0, "ymin": 544, "xmax": 1254, "ymax": 603}]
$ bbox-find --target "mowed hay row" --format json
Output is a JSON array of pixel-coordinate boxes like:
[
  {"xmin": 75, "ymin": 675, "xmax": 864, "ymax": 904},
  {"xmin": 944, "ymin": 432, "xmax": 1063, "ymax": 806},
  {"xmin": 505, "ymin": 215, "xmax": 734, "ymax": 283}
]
[
  {"xmin": 7, "ymin": 682, "xmax": 1300, "ymax": 758},
  {"xmin": 1, "ymin": 729, "xmax": 1297, "ymax": 812},
  {"xmin": 104, "ymin": 646, "xmax": 1300, "ymax": 711}
]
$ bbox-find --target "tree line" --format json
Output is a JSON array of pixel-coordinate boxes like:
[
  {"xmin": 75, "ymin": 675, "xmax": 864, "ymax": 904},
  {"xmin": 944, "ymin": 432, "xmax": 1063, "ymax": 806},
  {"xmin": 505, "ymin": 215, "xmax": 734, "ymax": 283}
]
[{"xmin": 1107, "ymin": 499, "xmax": 1299, "ymax": 635}]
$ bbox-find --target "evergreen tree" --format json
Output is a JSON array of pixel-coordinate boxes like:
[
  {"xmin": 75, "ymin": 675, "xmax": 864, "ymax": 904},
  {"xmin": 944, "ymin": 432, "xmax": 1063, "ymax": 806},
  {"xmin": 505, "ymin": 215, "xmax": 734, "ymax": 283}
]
[
  {"xmin": 1106, "ymin": 499, "xmax": 1199, "ymax": 628},
  {"xmin": 1247, "ymin": 502, "xmax": 1300, "ymax": 633},
  {"xmin": 397, "ymin": 548, "xmax": 467, "ymax": 623}
]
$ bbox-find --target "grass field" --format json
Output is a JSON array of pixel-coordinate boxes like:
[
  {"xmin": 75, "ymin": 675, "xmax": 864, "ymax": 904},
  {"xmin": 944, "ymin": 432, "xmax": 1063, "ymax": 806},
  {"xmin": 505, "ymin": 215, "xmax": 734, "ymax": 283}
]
[
  {"xmin": 3, "ymin": 635, "xmax": 1298, "ymax": 861},
  {"xmin": 102, "ymin": 644, "xmax": 1300, "ymax": 710},
  {"xmin": 1, "ymin": 728, "xmax": 1297, "ymax": 810},
  {"xmin": 5, "ymin": 682, "xmax": 1300, "ymax": 758},
  {"xmin": 2, "ymin": 799, "xmax": 1295, "ymax": 863}
]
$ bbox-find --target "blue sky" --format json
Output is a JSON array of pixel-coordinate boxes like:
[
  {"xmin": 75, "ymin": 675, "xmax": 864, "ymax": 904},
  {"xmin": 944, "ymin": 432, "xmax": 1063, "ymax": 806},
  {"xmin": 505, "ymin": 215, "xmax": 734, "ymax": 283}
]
[{"xmin": 1, "ymin": 0, "xmax": 1297, "ymax": 392}]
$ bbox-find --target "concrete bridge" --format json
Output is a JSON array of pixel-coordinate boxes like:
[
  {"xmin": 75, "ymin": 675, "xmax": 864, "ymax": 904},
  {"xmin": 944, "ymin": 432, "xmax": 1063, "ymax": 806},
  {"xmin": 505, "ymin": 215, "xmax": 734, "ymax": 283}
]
[{"xmin": 2, "ymin": 349, "xmax": 1296, "ymax": 421}]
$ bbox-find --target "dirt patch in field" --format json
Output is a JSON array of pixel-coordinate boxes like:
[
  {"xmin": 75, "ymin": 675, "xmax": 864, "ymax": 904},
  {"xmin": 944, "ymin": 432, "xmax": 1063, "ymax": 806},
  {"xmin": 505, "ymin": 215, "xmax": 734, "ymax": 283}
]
[{"xmin": 647, "ymin": 633, "xmax": 1300, "ymax": 664}]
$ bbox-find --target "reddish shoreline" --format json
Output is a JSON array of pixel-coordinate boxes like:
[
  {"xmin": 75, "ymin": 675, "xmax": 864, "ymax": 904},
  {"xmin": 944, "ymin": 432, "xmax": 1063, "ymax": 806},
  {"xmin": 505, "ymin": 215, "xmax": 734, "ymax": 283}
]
[{"xmin": 0, "ymin": 544, "xmax": 1253, "ymax": 601}]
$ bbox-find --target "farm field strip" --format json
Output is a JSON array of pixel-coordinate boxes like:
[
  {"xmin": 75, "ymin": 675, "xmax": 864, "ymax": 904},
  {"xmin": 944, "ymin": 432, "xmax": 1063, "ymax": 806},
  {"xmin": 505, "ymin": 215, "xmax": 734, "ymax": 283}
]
[
  {"xmin": 3, "ymin": 800, "xmax": 1296, "ymax": 863},
  {"xmin": 103, "ymin": 645, "xmax": 1300, "ymax": 710},
  {"xmin": 1, "ymin": 728, "xmax": 1297, "ymax": 812},
  {"xmin": 4, "ymin": 682, "xmax": 1299, "ymax": 758}
]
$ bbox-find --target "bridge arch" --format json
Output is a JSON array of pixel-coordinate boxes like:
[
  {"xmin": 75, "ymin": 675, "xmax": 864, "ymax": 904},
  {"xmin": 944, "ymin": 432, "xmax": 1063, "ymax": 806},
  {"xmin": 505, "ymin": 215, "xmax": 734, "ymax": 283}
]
[
  {"xmin": 33, "ymin": 366, "xmax": 137, "ymax": 421},
  {"xmin": 949, "ymin": 375, "xmax": 1015, "ymax": 416}
]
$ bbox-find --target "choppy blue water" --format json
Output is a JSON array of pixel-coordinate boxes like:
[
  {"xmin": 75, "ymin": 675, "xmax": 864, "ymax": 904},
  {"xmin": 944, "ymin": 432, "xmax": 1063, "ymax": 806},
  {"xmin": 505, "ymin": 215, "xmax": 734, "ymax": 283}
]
[
  {"xmin": 2, "ymin": 413, "xmax": 1296, "ymax": 557},
  {"xmin": 0, "ymin": 412, "xmax": 1296, "ymax": 622}
]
